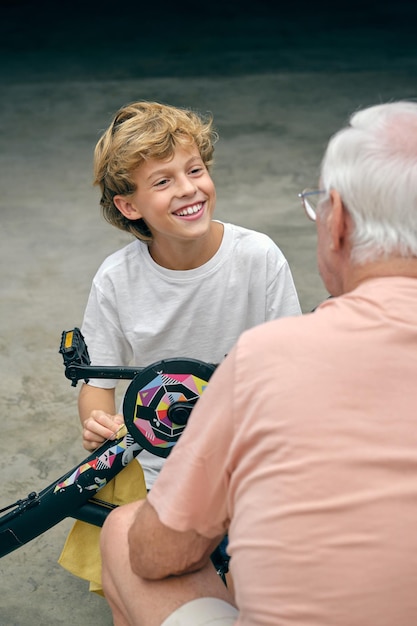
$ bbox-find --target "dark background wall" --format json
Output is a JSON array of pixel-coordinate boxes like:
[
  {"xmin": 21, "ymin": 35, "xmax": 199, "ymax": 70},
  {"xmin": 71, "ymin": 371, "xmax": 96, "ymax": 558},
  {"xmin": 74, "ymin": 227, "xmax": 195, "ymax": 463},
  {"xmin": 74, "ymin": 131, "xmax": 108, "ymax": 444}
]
[{"xmin": 1, "ymin": 0, "xmax": 416, "ymax": 81}]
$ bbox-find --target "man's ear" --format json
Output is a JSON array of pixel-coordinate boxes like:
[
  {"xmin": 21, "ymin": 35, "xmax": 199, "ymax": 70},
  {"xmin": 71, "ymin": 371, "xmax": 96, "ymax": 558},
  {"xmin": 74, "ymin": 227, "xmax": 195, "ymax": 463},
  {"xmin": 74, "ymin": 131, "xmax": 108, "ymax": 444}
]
[
  {"xmin": 327, "ymin": 190, "xmax": 348, "ymax": 252},
  {"xmin": 113, "ymin": 195, "xmax": 142, "ymax": 221}
]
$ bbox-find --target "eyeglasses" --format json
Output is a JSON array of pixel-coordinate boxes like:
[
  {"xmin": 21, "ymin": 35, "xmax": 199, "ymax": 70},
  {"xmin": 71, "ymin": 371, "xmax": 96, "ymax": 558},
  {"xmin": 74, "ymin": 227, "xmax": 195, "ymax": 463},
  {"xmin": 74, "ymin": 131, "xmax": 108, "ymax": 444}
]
[{"xmin": 298, "ymin": 188, "xmax": 326, "ymax": 221}]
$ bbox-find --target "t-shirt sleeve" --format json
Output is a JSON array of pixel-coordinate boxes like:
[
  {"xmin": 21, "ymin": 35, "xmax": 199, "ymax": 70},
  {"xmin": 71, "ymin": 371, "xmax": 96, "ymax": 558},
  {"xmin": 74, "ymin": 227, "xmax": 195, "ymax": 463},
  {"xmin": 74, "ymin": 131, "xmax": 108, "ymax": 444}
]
[
  {"xmin": 265, "ymin": 243, "xmax": 301, "ymax": 320},
  {"xmin": 81, "ymin": 278, "xmax": 133, "ymax": 388},
  {"xmin": 148, "ymin": 344, "xmax": 238, "ymax": 538}
]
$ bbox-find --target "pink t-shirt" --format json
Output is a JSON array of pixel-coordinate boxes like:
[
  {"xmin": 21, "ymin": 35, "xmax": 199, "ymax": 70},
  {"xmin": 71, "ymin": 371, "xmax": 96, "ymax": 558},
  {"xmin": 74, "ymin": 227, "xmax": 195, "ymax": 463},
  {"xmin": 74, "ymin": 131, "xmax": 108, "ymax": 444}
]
[{"xmin": 149, "ymin": 277, "xmax": 417, "ymax": 625}]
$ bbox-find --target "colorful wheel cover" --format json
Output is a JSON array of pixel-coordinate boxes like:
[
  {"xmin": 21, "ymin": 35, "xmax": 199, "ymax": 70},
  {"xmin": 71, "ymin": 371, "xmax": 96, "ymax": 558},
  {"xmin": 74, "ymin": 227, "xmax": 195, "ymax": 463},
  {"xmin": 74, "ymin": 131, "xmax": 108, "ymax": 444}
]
[{"xmin": 123, "ymin": 358, "xmax": 216, "ymax": 458}]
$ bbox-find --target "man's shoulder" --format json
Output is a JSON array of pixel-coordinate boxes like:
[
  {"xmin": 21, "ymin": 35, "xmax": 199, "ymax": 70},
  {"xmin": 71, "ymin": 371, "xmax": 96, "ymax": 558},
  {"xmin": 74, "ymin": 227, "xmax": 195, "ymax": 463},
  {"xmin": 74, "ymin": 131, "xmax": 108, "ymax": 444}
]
[{"xmin": 240, "ymin": 301, "xmax": 338, "ymax": 350}]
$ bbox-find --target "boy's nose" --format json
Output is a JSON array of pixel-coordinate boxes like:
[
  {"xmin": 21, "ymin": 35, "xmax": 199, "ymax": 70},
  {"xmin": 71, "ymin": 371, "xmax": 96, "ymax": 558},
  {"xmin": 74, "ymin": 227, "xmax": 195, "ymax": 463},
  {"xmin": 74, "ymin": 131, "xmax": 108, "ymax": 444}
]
[{"xmin": 177, "ymin": 176, "xmax": 197, "ymax": 196}]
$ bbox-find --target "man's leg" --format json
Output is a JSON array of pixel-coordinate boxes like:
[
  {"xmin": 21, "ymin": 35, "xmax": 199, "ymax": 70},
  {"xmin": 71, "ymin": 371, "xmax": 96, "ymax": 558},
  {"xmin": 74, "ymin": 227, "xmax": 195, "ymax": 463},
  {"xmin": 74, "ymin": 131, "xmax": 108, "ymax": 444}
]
[{"xmin": 100, "ymin": 501, "xmax": 236, "ymax": 626}]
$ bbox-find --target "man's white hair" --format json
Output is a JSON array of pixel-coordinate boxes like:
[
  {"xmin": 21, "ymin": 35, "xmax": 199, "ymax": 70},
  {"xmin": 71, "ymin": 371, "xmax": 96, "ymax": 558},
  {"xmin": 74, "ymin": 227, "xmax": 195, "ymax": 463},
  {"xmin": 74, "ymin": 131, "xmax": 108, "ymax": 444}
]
[{"xmin": 320, "ymin": 100, "xmax": 417, "ymax": 264}]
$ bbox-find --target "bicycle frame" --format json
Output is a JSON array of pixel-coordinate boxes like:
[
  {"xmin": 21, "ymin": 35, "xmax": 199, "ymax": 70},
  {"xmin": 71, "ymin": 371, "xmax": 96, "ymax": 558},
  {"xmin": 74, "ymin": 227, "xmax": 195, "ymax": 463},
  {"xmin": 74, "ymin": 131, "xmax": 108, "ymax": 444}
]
[
  {"xmin": 0, "ymin": 329, "xmax": 217, "ymax": 559},
  {"xmin": 0, "ymin": 427, "xmax": 142, "ymax": 558}
]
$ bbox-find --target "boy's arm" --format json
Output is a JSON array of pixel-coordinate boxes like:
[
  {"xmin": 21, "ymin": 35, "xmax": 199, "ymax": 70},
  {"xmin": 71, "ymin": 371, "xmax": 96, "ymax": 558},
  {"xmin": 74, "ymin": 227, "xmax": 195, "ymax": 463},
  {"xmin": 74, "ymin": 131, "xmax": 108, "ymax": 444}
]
[{"xmin": 78, "ymin": 383, "xmax": 123, "ymax": 452}]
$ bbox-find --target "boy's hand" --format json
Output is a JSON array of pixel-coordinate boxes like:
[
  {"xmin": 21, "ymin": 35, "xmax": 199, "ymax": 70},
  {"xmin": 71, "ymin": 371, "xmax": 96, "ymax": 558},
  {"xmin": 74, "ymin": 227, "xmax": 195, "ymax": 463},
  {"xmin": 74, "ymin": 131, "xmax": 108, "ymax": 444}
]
[{"xmin": 82, "ymin": 411, "xmax": 125, "ymax": 452}]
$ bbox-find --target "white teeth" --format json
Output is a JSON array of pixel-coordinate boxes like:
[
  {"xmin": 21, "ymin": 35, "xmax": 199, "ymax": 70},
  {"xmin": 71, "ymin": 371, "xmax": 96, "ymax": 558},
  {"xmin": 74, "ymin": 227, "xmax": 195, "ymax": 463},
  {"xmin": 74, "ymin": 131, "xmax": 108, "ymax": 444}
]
[{"xmin": 176, "ymin": 203, "xmax": 202, "ymax": 216}]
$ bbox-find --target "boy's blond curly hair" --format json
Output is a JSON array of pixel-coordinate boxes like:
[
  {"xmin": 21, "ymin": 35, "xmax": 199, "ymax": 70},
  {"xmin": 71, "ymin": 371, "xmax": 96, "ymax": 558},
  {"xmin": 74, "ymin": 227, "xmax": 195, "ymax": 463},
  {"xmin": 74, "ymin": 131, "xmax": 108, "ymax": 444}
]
[{"xmin": 93, "ymin": 101, "xmax": 218, "ymax": 241}]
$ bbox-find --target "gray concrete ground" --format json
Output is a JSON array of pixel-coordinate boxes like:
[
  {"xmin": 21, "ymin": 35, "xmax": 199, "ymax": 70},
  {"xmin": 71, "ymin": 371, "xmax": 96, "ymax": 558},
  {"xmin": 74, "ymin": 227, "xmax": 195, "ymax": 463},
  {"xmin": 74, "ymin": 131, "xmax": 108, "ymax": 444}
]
[{"xmin": 1, "ymin": 2, "xmax": 416, "ymax": 624}]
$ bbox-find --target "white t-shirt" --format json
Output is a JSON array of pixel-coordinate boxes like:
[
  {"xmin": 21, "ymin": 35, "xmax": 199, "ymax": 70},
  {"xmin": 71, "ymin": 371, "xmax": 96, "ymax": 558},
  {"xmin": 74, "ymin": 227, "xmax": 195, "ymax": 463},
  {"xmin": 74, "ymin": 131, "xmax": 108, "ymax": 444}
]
[{"xmin": 81, "ymin": 222, "xmax": 301, "ymax": 487}]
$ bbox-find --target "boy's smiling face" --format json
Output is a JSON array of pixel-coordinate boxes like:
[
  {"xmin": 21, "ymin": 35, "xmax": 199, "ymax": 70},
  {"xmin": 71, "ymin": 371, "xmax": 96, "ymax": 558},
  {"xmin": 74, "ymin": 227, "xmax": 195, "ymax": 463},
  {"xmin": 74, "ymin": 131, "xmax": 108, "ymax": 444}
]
[{"xmin": 113, "ymin": 143, "xmax": 216, "ymax": 247}]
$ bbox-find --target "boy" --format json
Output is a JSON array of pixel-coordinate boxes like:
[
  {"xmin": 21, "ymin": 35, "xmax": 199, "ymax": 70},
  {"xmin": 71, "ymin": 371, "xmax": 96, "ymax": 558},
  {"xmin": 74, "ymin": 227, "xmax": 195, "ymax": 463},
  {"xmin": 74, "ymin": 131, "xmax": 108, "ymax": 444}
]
[{"xmin": 59, "ymin": 100, "xmax": 301, "ymax": 592}]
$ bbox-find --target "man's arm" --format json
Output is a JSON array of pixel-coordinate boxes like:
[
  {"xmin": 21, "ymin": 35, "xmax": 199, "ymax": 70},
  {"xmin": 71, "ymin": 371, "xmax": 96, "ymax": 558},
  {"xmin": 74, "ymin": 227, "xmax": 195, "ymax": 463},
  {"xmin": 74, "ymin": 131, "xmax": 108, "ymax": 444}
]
[{"xmin": 127, "ymin": 499, "xmax": 222, "ymax": 580}]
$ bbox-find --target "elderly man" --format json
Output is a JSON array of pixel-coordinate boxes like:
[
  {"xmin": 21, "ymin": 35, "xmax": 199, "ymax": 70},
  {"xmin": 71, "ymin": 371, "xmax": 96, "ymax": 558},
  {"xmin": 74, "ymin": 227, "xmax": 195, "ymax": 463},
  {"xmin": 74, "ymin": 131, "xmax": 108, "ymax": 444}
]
[{"xmin": 99, "ymin": 100, "xmax": 417, "ymax": 625}]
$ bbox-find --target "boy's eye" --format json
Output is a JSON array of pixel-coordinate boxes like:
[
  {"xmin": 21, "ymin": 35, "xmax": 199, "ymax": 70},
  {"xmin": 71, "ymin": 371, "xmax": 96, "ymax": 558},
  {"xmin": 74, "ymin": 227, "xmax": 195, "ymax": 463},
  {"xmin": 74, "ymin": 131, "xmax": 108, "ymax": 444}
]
[
  {"xmin": 154, "ymin": 178, "xmax": 169, "ymax": 187},
  {"xmin": 190, "ymin": 166, "xmax": 203, "ymax": 175}
]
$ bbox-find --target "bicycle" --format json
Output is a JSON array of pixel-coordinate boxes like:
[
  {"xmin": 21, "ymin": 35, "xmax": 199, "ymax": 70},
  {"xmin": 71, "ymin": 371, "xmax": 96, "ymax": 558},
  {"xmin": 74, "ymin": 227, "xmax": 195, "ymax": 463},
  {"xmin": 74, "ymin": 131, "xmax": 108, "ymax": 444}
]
[{"xmin": 0, "ymin": 328, "xmax": 229, "ymax": 578}]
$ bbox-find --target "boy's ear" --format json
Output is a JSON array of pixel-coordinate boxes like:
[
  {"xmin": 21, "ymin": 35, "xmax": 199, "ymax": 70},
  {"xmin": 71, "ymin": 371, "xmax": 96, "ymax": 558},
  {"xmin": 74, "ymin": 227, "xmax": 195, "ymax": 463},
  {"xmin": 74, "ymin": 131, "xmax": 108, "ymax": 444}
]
[{"xmin": 113, "ymin": 195, "xmax": 142, "ymax": 220}]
